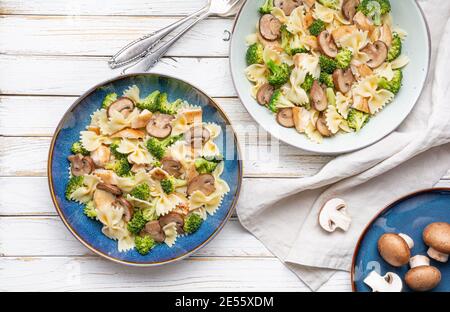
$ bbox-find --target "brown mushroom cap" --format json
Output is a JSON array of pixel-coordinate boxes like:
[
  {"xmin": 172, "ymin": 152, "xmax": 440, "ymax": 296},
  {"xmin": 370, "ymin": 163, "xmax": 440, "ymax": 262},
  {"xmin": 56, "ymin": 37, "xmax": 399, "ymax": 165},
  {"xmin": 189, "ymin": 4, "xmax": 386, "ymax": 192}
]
[
  {"xmin": 115, "ymin": 197, "xmax": 133, "ymax": 222},
  {"xmin": 318, "ymin": 30, "xmax": 338, "ymax": 58},
  {"xmin": 276, "ymin": 108, "xmax": 295, "ymax": 128},
  {"xmin": 159, "ymin": 212, "xmax": 185, "ymax": 234},
  {"xmin": 144, "ymin": 220, "xmax": 165, "ymax": 243},
  {"xmin": 333, "ymin": 68, "xmax": 355, "ymax": 94},
  {"xmin": 405, "ymin": 266, "xmax": 441, "ymax": 292},
  {"xmin": 256, "ymin": 83, "xmax": 275, "ymax": 106},
  {"xmin": 316, "ymin": 117, "xmax": 332, "ymax": 137},
  {"xmin": 361, "ymin": 41, "xmax": 388, "ymax": 69},
  {"xmin": 68, "ymin": 154, "xmax": 95, "ymax": 176},
  {"xmin": 187, "ymin": 174, "xmax": 216, "ymax": 196},
  {"xmin": 146, "ymin": 113, "xmax": 173, "ymax": 139},
  {"xmin": 274, "ymin": 0, "xmax": 301, "ymax": 16},
  {"xmin": 107, "ymin": 97, "xmax": 135, "ymax": 118},
  {"xmin": 161, "ymin": 157, "xmax": 183, "ymax": 178},
  {"xmin": 342, "ymin": 0, "xmax": 360, "ymax": 21},
  {"xmin": 310, "ymin": 80, "xmax": 328, "ymax": 111},
  {"xmin": 184, "ymin": 126, "xmax": 211, "ymax": 146},
  {"xmin": 378, "ymin": 233, "xmax": 411, "ymax": 267},
  {"xmin": 97, "ymin": 182, "xmax": 123, "ymax": 196},
  {"xmin": 423, "ymin": 222, "xmax": 450, "ymax": 254},
  {"xmin": 259, "ymin": 14, "xmax": 282, "ymax": 41}
]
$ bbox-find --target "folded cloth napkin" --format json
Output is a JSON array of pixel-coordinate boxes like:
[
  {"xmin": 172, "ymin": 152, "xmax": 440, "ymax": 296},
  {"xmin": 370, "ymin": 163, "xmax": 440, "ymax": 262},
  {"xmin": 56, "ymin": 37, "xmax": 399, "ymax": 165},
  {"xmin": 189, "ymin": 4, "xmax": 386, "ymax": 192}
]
[{"xmin": 236, "ymin": 0, "xmax": 450, "ymax": 291}]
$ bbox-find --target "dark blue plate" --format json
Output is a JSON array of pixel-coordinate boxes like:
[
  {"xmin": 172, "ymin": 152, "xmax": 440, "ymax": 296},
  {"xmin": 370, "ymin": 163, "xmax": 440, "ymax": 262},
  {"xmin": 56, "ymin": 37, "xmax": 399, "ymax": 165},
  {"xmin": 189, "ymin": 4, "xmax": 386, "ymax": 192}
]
[
  {"xmin": 48, "ymin": 73, "xmax": 242, "ymax": 266},
  {"xmin": 352, "ymin": 188, "xmax": 450, "ymax": 291}
]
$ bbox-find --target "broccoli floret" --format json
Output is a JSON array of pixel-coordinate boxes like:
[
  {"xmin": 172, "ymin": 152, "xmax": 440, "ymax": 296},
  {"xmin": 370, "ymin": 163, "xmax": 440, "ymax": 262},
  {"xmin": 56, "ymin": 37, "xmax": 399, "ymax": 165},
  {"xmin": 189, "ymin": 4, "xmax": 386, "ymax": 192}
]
[
  {"xmin": 267, "ymin": 89, "xmax": 295, "ymax": 113},
  {"xmin": 136, "ymin": 90, "xmax": 160, "ymax": 112},
  {"xmin": 246, "ymin": 43, "xmax": 264, "ymax": 65},
  {"xmin": 259, "ymin": 0, "xmax": 274, "ymax": 14},
  {"xmin": 336, "ymin": 48, "xmax": 353, "ymax": 69},
  {"xmin": 71, "ymin": 141, "xmax": 89, "ymax": 156},
  {"xmin": 358, "ymin": 0, "xmax": 391, "ymax": 20},
  {"xmin": 102, "ymin": 93, "xmax": 118, "ymax": 109},
  {"xmin": 347, "ymin": 109, "xmax": 370, "ymax": 132},
  {"xmin": 195, "ymin": 157, "xmax": 220, "ymax": 174},
  {"xmin": 105, "ymin": 157, "xmax": 131, "ymax": 177},
  {"xmin": 65, "ymin": 176, "xmax": 84, "ymax": 200},
  {"xmin": 317, "ymin": 0, "xmax": 339, "ymax": 10},
  {"xmin": 319, "ymin": 72, "xmax": 334, "ymax": 88},
  {"xmin": 135, "ymin": 235, "xmax": 156, "ymax": 255},
  {"xmin": 301, "ymin": 74, "xmax": 315, "ymax": 93},
  {"xmin": 183, "ymin": 213, "xmax": 203, "ymax": 234},
  {"xmin": 158, "ymin": 93, "xmax": 183, "ymax": 115},
  {"xmin": 266, "ymin": 60, "xmax": 291, "ymax": 87},
  {"xmin": 146, "ymin": 134, "xmax": 182, "ymax": 160},
  {"xmin": 309, "ymin": 19, "xmax": 326, "ymax": 36},
  {"xmin": 83, "ymin": 201, "xmax": 97, "ymax": 219},
  {"xmin": 127, "ymin": 210, "xmax": 146, "ymax": 235},
  {"xmin": 130, "ymin": 183, "xmax": 151, "ymax": 201},
  {"xmin": 319, "ymin": 55, "xmax": 338, "ymax": 74},
  {"xmin": 160, "ymin": 177, "xmax": 186, "ymax": 195},
  {"xmin": 378, "ymin": 70, "xmax": 403, "ymax": 95},
  {"xmin": 387, "ymin": 33, "xmax": 402, "ymax": 62}
]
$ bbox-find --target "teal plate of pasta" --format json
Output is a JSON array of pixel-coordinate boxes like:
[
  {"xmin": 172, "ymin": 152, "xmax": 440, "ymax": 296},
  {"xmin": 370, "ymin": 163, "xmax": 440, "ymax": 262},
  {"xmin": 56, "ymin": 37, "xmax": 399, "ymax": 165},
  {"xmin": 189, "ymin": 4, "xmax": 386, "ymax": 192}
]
[
  {"xmin": 230, "ymin": 0, "xmax": 430, "ymax": 154},
  {"xmin": 48, "ymin": 74, "xmax": 242, "ymax": 266}
]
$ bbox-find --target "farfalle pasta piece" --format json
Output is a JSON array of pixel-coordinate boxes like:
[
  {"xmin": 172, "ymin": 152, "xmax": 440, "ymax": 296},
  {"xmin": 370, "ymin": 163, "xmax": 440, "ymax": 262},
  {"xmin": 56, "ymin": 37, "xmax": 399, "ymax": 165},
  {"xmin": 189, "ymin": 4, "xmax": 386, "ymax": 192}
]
[
  {"xmin": 155, "ymin": 193, "xmax": 184, "ymax": 217},
  {"xmin": 122, "ymin": 85, "xmax": 141, "ymax": 104},
  {"xmin": 391, "ymin": 55, "xmax": 410, "ymax": 69},
  {"xmin": 263, "ymin": 45, "xmax": 283, "ymax": 65},
  {"xmin": 313, "ymin": 2, "xmax": 350, "ymax": 25},
  {"xmin": 305, "ymin": 122, "xmax": 323, "ymax": 144},
  {"xmin": 117, "ymin": 138, "xmax": 153, "ymax": 165},
  {"xmin": 103, "ymin": 108, "xmax": 140, "ymax": 135},
  {"xmin": 70, "ymin": 175, "xmax": 101, "ymax": 204},
  {"xmin": 286, "ymin": 6, "xmax": 307, "ymax": 35},
  {"xmin": 335, "ymin": 91, "xmax": 352, "ymax": 118},
  {"xmin": 325, "ymin": 105, "xmax": 345, "ymax": 134},
  {"xmin": 352, "ymin": 75, "xmax": 394, "ymax": 114},
  {"xmin": 294, "ymin": 53, "xmax": 320, "ymax": 79},
  {"xmin": 270, "ymin": 7, "xmax": 288, "ymax": 24},
  {"xmin": 163, "ymin": 222, "xmax": 178, "ymax": 247},
  {"xmin": 336, "ymin": 29, "xmax": 370, "ymax": 65},
  {"xmin": 374, "ymin": 62, "xmax": 395, "ymax": 80},
  {"xmin": 80, "ymin": 131, "xmax": 111, "ymax": 152},
  {"xmin": 245, "ymin": 64, "xmax": 268, "ymax": 84},
  {"xmin": 204, "ymin": 123, "xmax": 221, "ymax": 140},
  {"xmin": 246, "ymin": 33, "xmax": 258, "ymax": 45}
]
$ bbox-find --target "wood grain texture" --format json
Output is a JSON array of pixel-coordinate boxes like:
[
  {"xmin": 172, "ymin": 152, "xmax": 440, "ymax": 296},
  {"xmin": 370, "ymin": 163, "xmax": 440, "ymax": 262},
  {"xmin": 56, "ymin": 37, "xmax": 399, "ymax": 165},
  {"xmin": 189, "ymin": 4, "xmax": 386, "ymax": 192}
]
[
  {"xmin": 0, "ymin": 15, "xmax": 233, "ymax": 57},
  {"xmin": 0, "ymin": 256, "xmax": 351, "ymax": 292}
]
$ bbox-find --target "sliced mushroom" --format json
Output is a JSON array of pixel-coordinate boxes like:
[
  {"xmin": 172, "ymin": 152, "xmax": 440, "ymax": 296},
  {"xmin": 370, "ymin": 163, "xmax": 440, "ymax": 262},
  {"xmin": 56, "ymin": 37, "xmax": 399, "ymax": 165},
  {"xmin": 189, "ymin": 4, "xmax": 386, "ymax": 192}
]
[
  {"xmin": 363, "ymin": 271, "xmax": 403, "ymax": 292},
  {"xmin": 274, "ymin": 0, "xmax": 301, "ymax": 16},
  {"xmin": 187, "ymin": 174, "xmax": 216, "ymax": 196},
  {"xmin": 406, "ymin": 256, "xmax": 441, "ymax": 292},
  {"xmin": 114, "ymin": 197, "xmax": 133, "ymax": 222},
  {"xmin": 68, "ymin": 154, "xmax": 95, "ymax": 176},
  {"xmin": 310, "ymin": 80, "xmax": 328, "ymax": 111},
  {"xmin": 159, "ymin": 212, "xmax": 185, "ymax": 234},
  {"xmin": 318, "ymin": 30, "xmax": 338, "ymax": 58},
  {"xmin": 378, "ymin": 233, "xmax": 413, "ymax": 267},
  {"xmin": 96, "ymin": 182, "xmax": 122, "ymax": 196},
  {"xmin": 256, "ymin": 83, "xmax": 275, "ymax": 106},
  {"xmin": 361, "ymin": 41, "xmax": 388, "ymax": 68},
  {"xmin": 316, "ymin": 117, "xmax": 332, "ymax": 137},
  {"xmin": 184, "ymin": 126, "xmax": 211, "ymax": 146},
  {"xmin": 130, "ymin": 163, "xmax": 153, "ymax": 173},
  {"xmin": 318, "ymin": 198, "xmax": 351, "ymax": 232},
  {"xmin": 342, "ymin": 0, "xmax": 360, "ymax": 21},
  {"xmin": 353, "ymin": 11, "xmax": 374, "ymax": 33},
  {"xmin": 146, "ymin": 113, "xmax": 173, "ymax": 139},
  {"xmin": 161, "ymin": 157, "xmax": 183, "ymax": 178},
  {"xmin": 107, "ymin": 97, "xmax": 135, "ymax": 118},
  {"xmin": 90, "ymin": 145, "xmax": 111, "ymax": 168},
  {"xmin": 144, "ymin": 220, "xmax": 165, "ymax": 243},
  {"xmin": 259, "ymin": 14, "xmax": 282, "ymax": 41},
  {"xmin": 333, "ymin": 68, "xmax": 355, "ymax": 94},
  {"xmin": 423, "ymin": 222, "xmax": 450, "ymax": 263},
  {"xmin": 276, "ymin": 108, "xmax": 295, "ymax": 128},
  {"xmin": 149, "ymin": 167, "xmax": 170, "ymax": 181}
]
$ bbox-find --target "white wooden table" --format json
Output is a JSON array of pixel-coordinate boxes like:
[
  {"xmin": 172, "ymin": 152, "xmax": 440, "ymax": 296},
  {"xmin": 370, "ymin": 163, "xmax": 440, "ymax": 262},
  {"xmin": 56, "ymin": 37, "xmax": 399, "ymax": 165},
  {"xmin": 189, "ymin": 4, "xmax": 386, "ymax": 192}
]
[{"xmin": 0, "ymin": 0, "xmax": 448, "ymax": 292}]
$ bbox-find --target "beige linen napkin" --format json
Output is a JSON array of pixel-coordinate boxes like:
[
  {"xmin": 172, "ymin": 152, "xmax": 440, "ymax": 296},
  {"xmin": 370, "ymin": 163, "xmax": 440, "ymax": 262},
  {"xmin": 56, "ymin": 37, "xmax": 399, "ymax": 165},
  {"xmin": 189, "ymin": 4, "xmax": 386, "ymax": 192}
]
[{"xmin": 236, "ymin": 0, "xmax": 450, "ymax": 291}]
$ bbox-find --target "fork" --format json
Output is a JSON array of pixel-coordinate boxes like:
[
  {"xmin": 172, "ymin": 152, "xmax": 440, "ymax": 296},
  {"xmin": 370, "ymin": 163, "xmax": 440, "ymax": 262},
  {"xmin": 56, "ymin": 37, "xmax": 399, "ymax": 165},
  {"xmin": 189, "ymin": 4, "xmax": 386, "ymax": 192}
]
[{"xmin": 114, "ymin": 0, "xmax": 243, "ymax": 73}]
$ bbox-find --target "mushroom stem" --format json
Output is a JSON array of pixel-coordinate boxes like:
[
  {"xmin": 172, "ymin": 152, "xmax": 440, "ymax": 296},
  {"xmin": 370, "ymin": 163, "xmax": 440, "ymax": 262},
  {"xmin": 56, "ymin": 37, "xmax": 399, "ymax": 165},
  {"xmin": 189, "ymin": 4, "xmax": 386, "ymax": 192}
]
[
  {"xmin": 399, "ymin": 233, "xmax": 414, "ymax": 249},
  {"xmin": 409, "ymin": 255, "xmax": 430, "ymax": 268},
  {"xmin": 427, "ymin": 247, "xmax": 449, "ymax": 263},
  {"xmin": 363, "ymin": 271, "xmax": 403, "ymax": 292},
  {"xmin": 328, "ymin": 208, "xmax": 352, "ymax": 231}
]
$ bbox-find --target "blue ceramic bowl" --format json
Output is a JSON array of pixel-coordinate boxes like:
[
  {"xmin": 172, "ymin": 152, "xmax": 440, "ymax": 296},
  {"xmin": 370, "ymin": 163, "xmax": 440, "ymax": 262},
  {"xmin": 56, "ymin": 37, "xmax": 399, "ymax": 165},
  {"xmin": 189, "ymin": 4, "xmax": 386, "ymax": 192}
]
[
  {"xmin": 352, "ymin": 188, "xmax": 450, "ymax": 292},
  {"xmin": 48, "ymin": 73, "xmax": 242, "ymax": 266}
]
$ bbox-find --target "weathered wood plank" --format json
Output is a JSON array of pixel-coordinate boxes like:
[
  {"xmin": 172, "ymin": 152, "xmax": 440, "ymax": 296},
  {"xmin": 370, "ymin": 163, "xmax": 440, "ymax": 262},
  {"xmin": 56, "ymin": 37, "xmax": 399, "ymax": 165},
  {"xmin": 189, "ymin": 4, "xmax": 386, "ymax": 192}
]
[
  {"xmin": 0, "ymin": 0, "xmax": 210, "ymax": 16},
  {"xmin": 0, "ymin": 256, "xmax": 351, "ymax": 292},
  {"xmin": 0, "ymin": 137, "xmax": 331, "ymax": 177},
  {"xmin": 0, "ymin": 216, "xmax": 271, "ymax": 257},
  {"xmin": 0, "ymin": 16, "xmax": 232, "ymax": 57},
  {"xmin": 0, "ymin": 55, "xmax": 236, "ymax": 97}
]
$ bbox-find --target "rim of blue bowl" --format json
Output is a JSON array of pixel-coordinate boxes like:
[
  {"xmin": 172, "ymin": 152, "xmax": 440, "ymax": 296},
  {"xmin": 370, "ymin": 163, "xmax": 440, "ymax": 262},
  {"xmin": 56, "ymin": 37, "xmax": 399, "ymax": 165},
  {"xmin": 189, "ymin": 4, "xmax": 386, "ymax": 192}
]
[
  {"xmin": 229, "ymin": 0, "xmax": 432, "ymax": 155},
  {"xmin": 47, "ymin": 72, "xmax": 243, "ymax": 267},
  {"xmin": 350, "ymin": 187, "xmax": 450, "ymax": 292}
]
